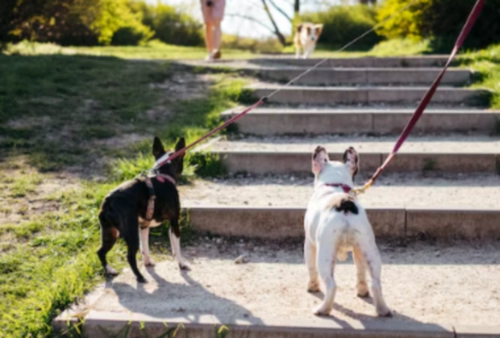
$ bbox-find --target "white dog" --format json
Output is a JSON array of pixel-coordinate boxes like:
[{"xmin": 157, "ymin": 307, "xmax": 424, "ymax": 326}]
[
  {"xmin": 294, "ymin": 23, "xmax": 323, "ymax": 59},
  {"xmin": 304, "ymin": 146, "xmax": 391, "ymax": 317}
]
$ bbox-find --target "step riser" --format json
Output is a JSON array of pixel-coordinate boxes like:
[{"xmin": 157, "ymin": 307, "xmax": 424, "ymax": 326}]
[
  {"xmin": 185, "ymin": 206, "xmax": 500, "ymax": 240},
  {"xmin": 224, "ymin": 113, "xmax": 498, "ymax": 135},
  {"xmin": 215, "ymin": 152, "xmax": 499, "ymax": 175},
  {"xmin": 254, "ymin": 69, "xmax": 470, "ymax": 86},
  {"xmin": 249, "ymin": 56, "xmax": 453, "ymax": 68},
  {"xmin": 250, "ymin": 88, "xmax": 488, "ymax": 105},
  {"xmin": 53, "ymin": 315, "xmax": 475, "ymax": 338}
]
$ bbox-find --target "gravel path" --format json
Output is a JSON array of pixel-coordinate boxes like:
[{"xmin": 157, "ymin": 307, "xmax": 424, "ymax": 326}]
[
  {"xmin": 83, "ymin": 240, "xmax": 500, "ymax": 327},
  {"xmin": 209, "ymin": 135, "xmax": 500, "ymax": 153},
  {"xmin": 179, "ymin": 174, "xmax": 500, "ymax": 208}
]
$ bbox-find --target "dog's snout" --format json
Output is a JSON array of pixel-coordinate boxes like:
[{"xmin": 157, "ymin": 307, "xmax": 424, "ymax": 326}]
[{"xmin": 311, "ymin": 36, "xmax": 316, "ymax": 41}]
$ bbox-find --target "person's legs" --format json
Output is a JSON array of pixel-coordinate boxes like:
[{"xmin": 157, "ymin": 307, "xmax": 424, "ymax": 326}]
[
  {"xmin": 201, "ymin": 0, "xmax": 214, "ymax": 59},
  {"xmin": 212, "ymin": 20, "xmax": 222, "ymax": 59},
  {"xmin": 204, "ymin": 22, "xmax": 214, "ymax": 56}
]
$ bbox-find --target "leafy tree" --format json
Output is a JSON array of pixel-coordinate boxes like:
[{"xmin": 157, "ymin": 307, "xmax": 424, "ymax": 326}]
[
  {"xmin": 377, "ymin": 0, "xmax": 500, "ymax": 51},
  {"xmin": 135, "ymin": 1, "xmax": 203, "ymax": 46},
  {"xmin": 0, "ymin": 0, "xmax": 152, "ymax": 46}
]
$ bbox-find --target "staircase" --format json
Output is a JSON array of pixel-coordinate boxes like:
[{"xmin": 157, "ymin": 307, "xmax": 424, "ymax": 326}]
[
  {"xmin": 181, "ymin": 56, "xmax": 500, "ymax": 240},
  {"xmin": 53, "ymin": 56, "xmax": 500, "ymax": 337}
]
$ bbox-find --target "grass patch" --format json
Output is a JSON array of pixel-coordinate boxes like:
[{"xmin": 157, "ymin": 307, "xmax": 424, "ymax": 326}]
[
  {"xmin": 10, "ymin": 173, "xmax": 43, "ymax": 197},
  {"xmin": 6, "ymin": 40, "xmax": 257, "ymax": 60},
  {"xmin": 459, "ymin": 44, "xmax": 500, "ymax": 109},
  {"xmin": 369, "ymin": 38, "xmax": 432, "ymax": 57},
  {"xmin": 0, "ymin": 48, "xmax": 251, "ymax": 337}
]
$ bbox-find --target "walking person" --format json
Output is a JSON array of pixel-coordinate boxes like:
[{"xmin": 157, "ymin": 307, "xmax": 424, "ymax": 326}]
[{"xmin": 201, "ymin": 0, "xmax": 225, "ymax": 60}]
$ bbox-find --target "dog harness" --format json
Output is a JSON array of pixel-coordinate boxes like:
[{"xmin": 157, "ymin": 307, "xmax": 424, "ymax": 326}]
[
  {"xmin": 141, "ymin": 174, "xmax": 176, "ymax": 229},
  {"xmin": 323, "ymin": 183, "xmax": 352, "ymax": 194}
]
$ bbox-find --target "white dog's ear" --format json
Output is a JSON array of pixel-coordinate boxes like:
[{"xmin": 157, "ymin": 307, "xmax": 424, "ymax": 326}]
[
  {"xmin": 342, "ymin": 147, "xmax": 359, "ymax": 179},
  {"xmin": 315, "ymin": 24, "xmax": 323, "ymax": 35},
  {"xmin": 312, "ymin": 146, "xmax": 328, "ymax": 175}
]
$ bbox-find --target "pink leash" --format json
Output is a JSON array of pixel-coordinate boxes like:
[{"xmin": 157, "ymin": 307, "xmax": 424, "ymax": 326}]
[{"xmin": 355, "ymin": 0, "xmax": 485, "ymax": 194}]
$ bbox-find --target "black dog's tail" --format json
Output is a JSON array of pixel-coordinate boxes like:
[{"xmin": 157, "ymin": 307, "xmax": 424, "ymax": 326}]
[{"xmin": 98, "ymin": 197, "xmax": 119, "ymax": 230}]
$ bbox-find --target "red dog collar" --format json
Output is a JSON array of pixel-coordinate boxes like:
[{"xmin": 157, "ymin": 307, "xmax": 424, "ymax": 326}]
[
  {"xmin": 154, "ymin": 174, "xmax": 176, "ymax": 185},
  {"xmin": 323, "ymin": 183, "xmax": 352, "ymax": 194}
]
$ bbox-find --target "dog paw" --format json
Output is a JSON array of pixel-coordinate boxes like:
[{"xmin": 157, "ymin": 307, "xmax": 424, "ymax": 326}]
[
  {"xmin": 377, "ymin": 307, "xmax": 392, "ymax": 317},
  {"xmin": 179, "ymin": 261, "xmax": 191, "ymax": 271},
  {"xmin": 357, "ymin": 290, "xmax": 370, "ymax": 298},
  {"xmin": 313, "ymin": 306, "xmax": 331, "ymax": 317},
  {"xmin": 136, "ymin": 275, "xmax": 147, "ymax": 283},
  {"xmin": 357, "ymin": 282, "xmax": 369, "ymax": 298},
  {"xmin": 307, "ymin": 281, "xmax": 320, "ymax": 293},
  {"xmin": 143, "ymin": 257, "xmax": 156, "ymax": 267},
  {"xmin": 105, "ymin": 265, "xmax": 118, "ymax": 276}
]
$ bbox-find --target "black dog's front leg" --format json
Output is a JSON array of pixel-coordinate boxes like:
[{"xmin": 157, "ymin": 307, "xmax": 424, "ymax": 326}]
[{"xmin": 169, "ymin": 217, "xmax": 190, "ymax": 270}]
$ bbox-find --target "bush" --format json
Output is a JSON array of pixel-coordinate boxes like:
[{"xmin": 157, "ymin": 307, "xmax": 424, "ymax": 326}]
[
  {"xmin": 222, "ymin": 35, "xmax": 282, "ymax": 54},
  {"xmin": 377, "ymin": 0, "xmax": 500, "ymax": 52},
  {"xmin": 1, "ymin": 0, "xmax": 153, "ymax": 46},
  {"xmin": 137, "ymin": 2, "xmax": 203, "ymax": 47},
  {"xmin": 300, "ymin": 5, "xmax": 383, "ymax": 50}
]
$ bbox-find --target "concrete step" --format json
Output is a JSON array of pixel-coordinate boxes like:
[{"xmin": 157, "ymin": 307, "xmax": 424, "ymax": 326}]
[
  {"xmin": 179, "ymin": 174, "xmax": 500, "ymax": 239},
  {"xmin": 201, "ymin": 55, "xmax": 456, "ymax": 68},
  {"xmin": 222, "ymin": 107, "xmax": 500, "ymax": 136},
  {"xmin": 182, "ymin": 59, "xmax": 471, "ymax": 85},
  {"xmin": 248, "ymin": 83, "xmax": 490, "ymax": 106},
  {"xmin": 53, "ymin": 240, "xmax": 500, "ymax": 338},
  {"xmin": 206, "ymin": 135, "xmax": 500, "ymax": 174},
  {"xmin": 246, "ymin": 67, "xmax": 471, "ymax": 86}
]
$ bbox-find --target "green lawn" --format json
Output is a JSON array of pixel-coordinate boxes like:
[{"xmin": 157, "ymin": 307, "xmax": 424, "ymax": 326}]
[{"xmin": 0, "ymin": 51, "xmax": 247, "ymax": 337}]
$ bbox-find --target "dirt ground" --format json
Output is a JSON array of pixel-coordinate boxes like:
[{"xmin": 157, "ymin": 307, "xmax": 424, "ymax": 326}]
[{"xmin": 76, "ymin": 239, "xmax": 500, "ymax": 327}]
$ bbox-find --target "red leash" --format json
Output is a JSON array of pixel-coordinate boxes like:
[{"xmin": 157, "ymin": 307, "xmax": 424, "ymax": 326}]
[
  {"xmin": 354, "ymin": 0, "xmax": 485, "ymax": 195},
  {"xmin": 154, "ymin": 99, "xmax": 265, "ymax": 167}
]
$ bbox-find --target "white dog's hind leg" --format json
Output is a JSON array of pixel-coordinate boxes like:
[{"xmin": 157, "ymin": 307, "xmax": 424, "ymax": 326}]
[
  {"xmin": 360, "ymin": 238, "xmax": 392, "ymax": 317},
  {"xmin": 353, "ymin": 245, "xmax": 369, "ymax": 297},
  {"xmin": 313, "ymin": 233, "xmax": 338, "ymax": 316},
  {"xmin": 304, "ymin": 240, "xmax": 319, "ymax": 292}
]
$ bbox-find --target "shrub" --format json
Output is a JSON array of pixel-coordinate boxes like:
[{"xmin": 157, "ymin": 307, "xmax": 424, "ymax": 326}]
[
  {"xmin": 300, "ymin": 5, "xmax": 383, "ymax": 50},
  {"xmin": 0, "ymin": 0, "xmax": 152, "ymax": 46},
  {"xmin": 136, "ymin": 2, "xmax": 204, "ymax": 47},
  {"xmin": 222, "ymin": 35, "xmax": 282, "ymax": 54},
  {"xmin": 377, "ymin": 0, "xmax": 500, "ymax": 51}
]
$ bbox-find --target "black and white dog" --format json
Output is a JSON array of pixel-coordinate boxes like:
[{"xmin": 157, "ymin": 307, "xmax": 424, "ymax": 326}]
[
  {"xmin": 304, "ymin": 146, "xmax": 391, "ymax": 317},
  {"xmin": 97, "ymin": 137, "xmax": 190, "ymax": 283}
]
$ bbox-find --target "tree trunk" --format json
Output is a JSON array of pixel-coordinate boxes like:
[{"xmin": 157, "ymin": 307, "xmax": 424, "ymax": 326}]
[{"xmin": 261, "ymin": 0, "xmax": 287, "ymax": 46}]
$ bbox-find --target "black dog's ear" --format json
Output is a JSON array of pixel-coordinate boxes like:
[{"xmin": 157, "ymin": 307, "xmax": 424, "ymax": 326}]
[
  {"xmin": 173, "ymin": 137, "xmax": 186, "ymax": 176},
  {"xmin": 175, "ymin": 137, "xmax": 186, "ymax": 153},
  {"xmin": 296, "ymin": 23, "xmax": 303, "ymax": 33},
  {"xmin": 152, "ymin": 136, "xmax": 165, "ymax": 159}
]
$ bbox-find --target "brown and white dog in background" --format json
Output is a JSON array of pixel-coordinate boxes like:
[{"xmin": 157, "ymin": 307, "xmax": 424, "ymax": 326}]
[
  {"xmin": 97, "ymin": 137, "xmax": 190, "ymax": 283},
  {"xmin": 294, "ymin": 23, "xmax": 323, "ymax": 59}
]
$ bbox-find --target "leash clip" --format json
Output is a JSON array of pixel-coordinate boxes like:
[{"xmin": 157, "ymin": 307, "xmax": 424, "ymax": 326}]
[{"xmin": 351, "ymin": 179, "xmax": 374, "ymax": 197}]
